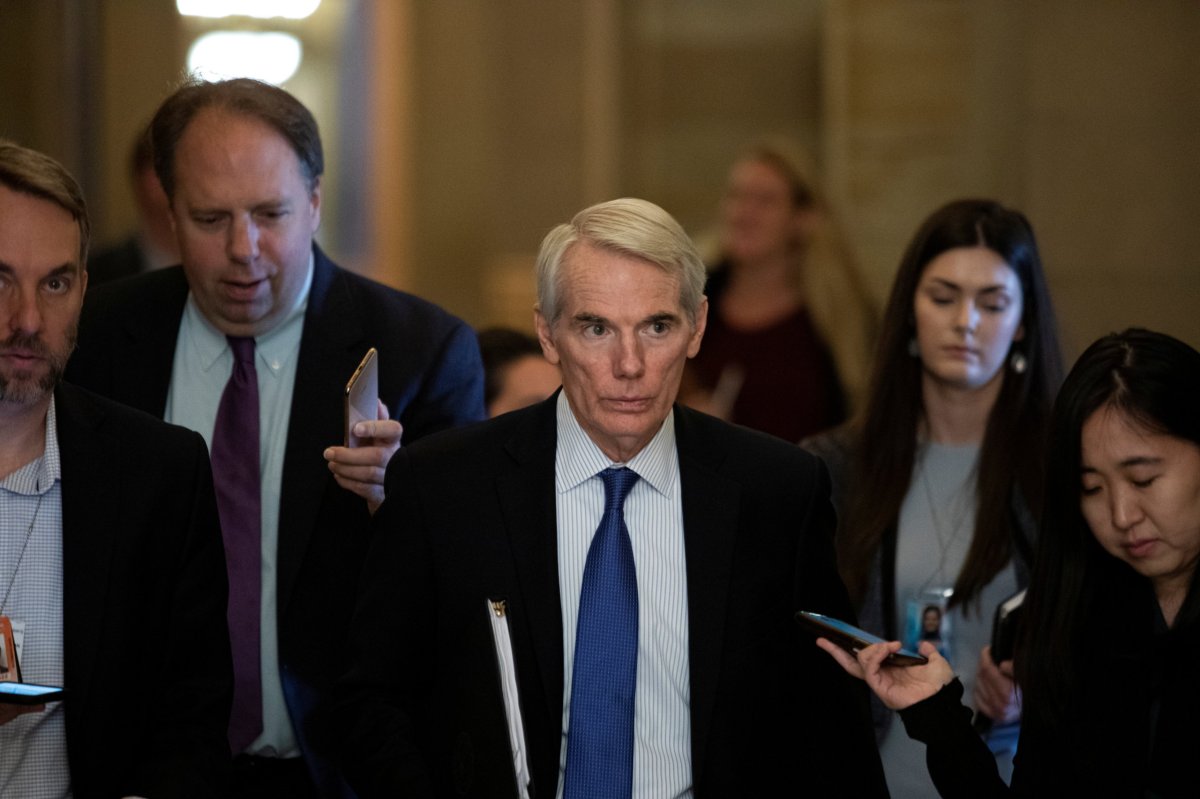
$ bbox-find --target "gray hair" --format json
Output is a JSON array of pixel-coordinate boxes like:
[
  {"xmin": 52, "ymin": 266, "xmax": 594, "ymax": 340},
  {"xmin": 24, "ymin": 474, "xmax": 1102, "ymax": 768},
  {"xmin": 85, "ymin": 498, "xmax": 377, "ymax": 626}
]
[{"xmin": 536, "ymin": 197, "xmax": 706, "ymax": 324}]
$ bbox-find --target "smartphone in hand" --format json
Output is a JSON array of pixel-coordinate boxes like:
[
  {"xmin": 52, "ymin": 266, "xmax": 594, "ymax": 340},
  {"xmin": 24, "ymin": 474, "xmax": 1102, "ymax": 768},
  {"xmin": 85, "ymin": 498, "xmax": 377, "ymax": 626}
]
[
  {"xmin": 344, "ymin": 347, "xmax": 379, "ymax": 447},
  {"xmin": 796, "ymin": 611, "xmax": 928, "ymax": 667}
]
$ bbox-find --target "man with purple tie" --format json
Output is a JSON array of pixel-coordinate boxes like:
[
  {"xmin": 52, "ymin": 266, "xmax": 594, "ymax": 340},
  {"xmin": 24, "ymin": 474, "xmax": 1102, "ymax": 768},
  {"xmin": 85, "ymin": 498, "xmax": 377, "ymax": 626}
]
[{"xmin": 67, "ymin": 78, "xmax": 484, "ymax": 797}]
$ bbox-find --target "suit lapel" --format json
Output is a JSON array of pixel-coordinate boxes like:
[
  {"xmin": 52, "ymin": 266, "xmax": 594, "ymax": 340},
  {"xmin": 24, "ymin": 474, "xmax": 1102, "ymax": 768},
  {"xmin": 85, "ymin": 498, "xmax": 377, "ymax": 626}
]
[
  {"xmin": 495, "ymin": 398, "xmax": 564, "ymax": 752},
  {"xmin": 56, "ymin": 385, "xmax": 121, "ymax": 723},
  {"xmin": 674, "ymin": 407, "xmax": 740, "ymax": 786},
  {"xmin": 276, "ymin": 248, "xmax": 368, "ymax": 616},
  {"xmin": 110, "ymin": 268, "xmax": 189, "ymax": 416}
]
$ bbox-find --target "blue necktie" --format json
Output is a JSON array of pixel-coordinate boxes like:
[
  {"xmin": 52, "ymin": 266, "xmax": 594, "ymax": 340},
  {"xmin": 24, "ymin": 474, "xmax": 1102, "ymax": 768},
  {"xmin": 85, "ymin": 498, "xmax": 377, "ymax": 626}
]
[{"xmin": 564, "ymin": 467, "xmax": 640, "ymax": 799}]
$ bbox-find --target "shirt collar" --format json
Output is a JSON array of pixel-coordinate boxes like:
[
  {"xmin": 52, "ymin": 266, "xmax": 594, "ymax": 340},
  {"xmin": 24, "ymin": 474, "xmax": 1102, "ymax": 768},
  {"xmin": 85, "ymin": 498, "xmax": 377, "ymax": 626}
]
[
  {"xmin": 0, "ymin": 395, "xmax": 61, "ymax": 496},
  {"xmin": 180, "ymin": 250, "xmax": 314, "ymax": 377},
  {"xmin": 555, "ymin": 391, "xmax": 677, "ymax": 499}
]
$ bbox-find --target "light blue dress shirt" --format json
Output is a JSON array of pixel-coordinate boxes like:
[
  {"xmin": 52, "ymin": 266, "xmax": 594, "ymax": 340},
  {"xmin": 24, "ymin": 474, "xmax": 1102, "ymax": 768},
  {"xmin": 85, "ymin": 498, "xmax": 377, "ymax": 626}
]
[{"xmin": 164, "ymin": 256, "xmax": 313, "ymax": 757}]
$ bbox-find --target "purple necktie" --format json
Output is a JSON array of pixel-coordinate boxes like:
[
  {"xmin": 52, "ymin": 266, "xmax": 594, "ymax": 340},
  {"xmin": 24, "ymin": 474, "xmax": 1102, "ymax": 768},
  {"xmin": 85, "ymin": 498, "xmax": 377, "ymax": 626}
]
[{"xmin": 211, "ymin": 335, "xmax": 263, "ymax": 753}]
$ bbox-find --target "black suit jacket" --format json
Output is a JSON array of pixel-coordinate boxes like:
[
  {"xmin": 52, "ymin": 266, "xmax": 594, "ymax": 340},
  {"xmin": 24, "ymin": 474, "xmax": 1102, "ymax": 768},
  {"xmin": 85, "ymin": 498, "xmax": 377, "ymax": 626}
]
[
  {"xmin": 65, "ymin": 246, "xmax": 485, "ymax": 769},
  {"xmin": 333, "ymin": 397, "xmax": 887, "ymax": 797},
  {"xmin": 55, "ymin": 382, "xmax": 232, "ymax": 798}
]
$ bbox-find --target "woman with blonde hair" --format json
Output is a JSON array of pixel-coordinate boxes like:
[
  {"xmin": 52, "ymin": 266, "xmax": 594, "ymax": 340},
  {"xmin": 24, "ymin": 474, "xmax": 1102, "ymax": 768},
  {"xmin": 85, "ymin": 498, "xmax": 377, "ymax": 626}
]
[{"xmin": 683, "ymin": 143, "xmax": 875, "ymax": 441}]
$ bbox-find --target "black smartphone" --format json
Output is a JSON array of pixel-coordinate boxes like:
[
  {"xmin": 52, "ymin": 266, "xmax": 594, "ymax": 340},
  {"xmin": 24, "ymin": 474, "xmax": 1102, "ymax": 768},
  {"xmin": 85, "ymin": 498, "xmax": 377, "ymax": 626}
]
[
  {"xmin": 990, "ymin": 588, "xmax": 1026, "ymax": 663},
  {"xmin": 796, "ymin": 610, "xmax": 928, "ymax": 667},
  {"xmin": 0, "ymin": 681, "xmax": 64, "ymax": 705}
]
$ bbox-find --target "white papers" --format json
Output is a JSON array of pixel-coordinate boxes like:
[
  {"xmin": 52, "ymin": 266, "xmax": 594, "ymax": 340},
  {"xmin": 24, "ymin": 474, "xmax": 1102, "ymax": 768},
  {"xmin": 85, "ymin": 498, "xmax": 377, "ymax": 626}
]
[{"xmin": 488, "ymin": 599, "xmax": 531, "ymax": 799}]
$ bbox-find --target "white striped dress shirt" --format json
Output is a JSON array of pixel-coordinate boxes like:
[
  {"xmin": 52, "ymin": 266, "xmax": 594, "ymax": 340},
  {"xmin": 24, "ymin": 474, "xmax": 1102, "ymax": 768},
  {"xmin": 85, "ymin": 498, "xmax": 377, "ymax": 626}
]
[{"xmin": 554, "ymin": 392, "xmax": 692, "ymax": 799}]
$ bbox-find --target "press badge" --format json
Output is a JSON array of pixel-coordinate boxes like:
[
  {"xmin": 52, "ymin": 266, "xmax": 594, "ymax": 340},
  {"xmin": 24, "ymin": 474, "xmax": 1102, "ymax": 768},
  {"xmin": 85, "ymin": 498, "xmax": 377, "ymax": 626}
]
[
  {"xmin": 904, "ymin": 588, "xmax": 952, "ymax": 662},
  {"xmin": 0, "ymin": 616, "xmax": 21, "ymax": 680}
]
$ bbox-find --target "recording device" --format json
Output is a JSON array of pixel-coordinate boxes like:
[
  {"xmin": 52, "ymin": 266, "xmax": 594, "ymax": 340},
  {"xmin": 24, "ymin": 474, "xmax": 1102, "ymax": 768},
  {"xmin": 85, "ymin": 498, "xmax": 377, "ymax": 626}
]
[{"xmin": 795, "ymin": 611, "xmax": 928, "ymax": 667}]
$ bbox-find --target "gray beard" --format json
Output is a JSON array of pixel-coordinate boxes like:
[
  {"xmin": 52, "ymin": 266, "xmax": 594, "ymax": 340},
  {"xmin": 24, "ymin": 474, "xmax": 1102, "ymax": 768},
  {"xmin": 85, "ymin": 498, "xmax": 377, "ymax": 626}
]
[
  {"xmin": 0, "ymin": 329, "xmax": 74, "ymax": 406},
  {"xmin": 0, "ymin": 366, "xmax": 60, "ymax": 405}
]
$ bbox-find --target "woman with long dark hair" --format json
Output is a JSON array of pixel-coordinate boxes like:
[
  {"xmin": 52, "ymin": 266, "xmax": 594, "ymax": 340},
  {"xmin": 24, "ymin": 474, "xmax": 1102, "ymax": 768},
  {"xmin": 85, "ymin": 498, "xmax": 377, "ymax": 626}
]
[
  {"xmin": 804, "ymin": 199, "xmax": 1063, "ymax": 794},
  {"xmin": 820, "ymin": 329, "xmax": 1200, "ymax": 797}
]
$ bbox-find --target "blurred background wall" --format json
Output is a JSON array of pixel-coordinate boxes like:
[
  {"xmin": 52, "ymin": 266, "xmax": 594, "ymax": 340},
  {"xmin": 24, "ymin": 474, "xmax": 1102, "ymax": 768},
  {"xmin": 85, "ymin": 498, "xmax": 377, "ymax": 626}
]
[{"xmin": 1, "ymin": 0, "xmax": 1196, "ymax": 358}]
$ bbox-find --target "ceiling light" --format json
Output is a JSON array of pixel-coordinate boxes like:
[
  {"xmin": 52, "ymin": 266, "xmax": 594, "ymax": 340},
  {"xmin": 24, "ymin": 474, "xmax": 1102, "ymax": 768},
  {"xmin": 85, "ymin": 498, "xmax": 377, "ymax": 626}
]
[
  {"xmin": 187, "ymin": 31, "xmax": 303, "ymax": 85},
  {"xmin": 177, "ymin": 0, "xmax": 321, "ymax": 21}
]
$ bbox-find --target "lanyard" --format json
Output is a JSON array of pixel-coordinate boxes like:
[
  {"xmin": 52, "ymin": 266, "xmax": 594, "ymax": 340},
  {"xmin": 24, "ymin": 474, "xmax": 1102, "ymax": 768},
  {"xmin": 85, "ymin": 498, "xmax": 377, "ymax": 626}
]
[{"xmin": 1, "ymin": 491, "xmax": 44, "ymax": 615}]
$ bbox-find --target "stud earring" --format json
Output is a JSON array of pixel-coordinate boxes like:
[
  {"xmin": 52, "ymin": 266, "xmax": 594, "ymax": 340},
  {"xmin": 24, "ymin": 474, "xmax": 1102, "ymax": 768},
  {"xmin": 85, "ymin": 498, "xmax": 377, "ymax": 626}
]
[{"xmin": 1009, "ymin": 350, "xmax": 1028, "ymax": 374}]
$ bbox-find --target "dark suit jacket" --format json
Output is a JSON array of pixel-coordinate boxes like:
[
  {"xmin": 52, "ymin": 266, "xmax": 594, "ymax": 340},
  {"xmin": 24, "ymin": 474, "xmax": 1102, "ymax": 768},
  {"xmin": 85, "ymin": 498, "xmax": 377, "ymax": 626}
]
[
  {"xmin": 64, "ymin": 245, "xmax": 485, "ymax": 779},
  {"xmin": 55, "ymin": 382, "xmax": 232, "ymax": 798},
  {"xmin": 333, "ymin": 397, "xmax": 887, "ymax": 797}
]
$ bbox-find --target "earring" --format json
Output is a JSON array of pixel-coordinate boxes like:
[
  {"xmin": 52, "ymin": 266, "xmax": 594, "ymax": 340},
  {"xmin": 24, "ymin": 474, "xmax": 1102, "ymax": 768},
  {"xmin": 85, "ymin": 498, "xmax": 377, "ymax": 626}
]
[
  {"xmin": 1009, "ymin": 350, "xmax": 1028, "ymax": 374},
  {"xmin": 908, "ymin": 337, "xmax": 920, "ymax": 358}
]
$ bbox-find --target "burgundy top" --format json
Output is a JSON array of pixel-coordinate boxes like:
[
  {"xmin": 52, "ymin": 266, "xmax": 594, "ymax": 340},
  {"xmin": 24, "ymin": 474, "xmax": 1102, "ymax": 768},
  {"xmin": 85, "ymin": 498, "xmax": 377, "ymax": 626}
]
[{"xmin": 688, "ymin": 269, "xmax": 846, "ymax": 442}]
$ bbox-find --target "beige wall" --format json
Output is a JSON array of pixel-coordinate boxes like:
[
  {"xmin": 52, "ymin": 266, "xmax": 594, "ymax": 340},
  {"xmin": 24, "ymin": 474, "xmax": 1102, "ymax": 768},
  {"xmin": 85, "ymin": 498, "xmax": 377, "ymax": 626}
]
[
  {"xmin": 824, "ymin": 0, "xmax": 1200, "ymax": 357},
  {"xmin": 1, "ymin": 2, "xmax": 104, "ymax": 221},
  {"xmin": 1021, "ymin": 1, "xmax": 1200, "ymax": 356},
  {"xmin": 95, "ymin": 1, "xmax": 187, "ymax": 243},
  {"xmin": 2, "ymin": 0, "xmax": 1196, "ymax": 356},
  {"xmin": 389, "ymin": 0, "xmax": 1200, "ymax": 355}
]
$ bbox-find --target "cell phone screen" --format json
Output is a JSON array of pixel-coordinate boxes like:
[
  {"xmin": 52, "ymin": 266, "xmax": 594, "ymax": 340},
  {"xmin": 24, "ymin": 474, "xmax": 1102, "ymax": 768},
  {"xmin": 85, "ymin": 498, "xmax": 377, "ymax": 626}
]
[
  {"xmin": 0, "ymin": 681, "xmax": 64, "ymax": 704},
  {"xmin": 795, "ymin": 610, "xmax": 928, "ymax": 667}
]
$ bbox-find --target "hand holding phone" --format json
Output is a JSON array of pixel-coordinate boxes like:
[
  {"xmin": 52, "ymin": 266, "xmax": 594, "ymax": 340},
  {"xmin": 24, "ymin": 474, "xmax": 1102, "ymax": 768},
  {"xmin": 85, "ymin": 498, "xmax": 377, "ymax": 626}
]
[
  {"xmin": 803, "ymin": 611, "xmax": 956, "ymax": 713},
  {"xmin": 329, "ymin": 348, "xmax": 402, "ymax": 514},
  {"xmin": 973, "ymin": 589, "xmax": 1026, "ymax": 730}
]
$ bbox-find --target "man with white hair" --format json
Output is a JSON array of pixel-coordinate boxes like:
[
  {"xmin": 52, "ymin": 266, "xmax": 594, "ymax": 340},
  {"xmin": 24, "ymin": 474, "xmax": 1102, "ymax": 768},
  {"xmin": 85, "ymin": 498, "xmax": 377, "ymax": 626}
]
[{"xmin": 333, "ymin": 198, "xmax": 885, "ymax": 797}]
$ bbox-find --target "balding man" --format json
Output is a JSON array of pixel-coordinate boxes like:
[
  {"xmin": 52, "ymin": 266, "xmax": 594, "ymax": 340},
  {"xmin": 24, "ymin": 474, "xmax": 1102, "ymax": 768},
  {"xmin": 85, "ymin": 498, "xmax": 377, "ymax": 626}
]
[{"xmin": 67, "ymin": 78, "xmax": 484, "ymax": 797}]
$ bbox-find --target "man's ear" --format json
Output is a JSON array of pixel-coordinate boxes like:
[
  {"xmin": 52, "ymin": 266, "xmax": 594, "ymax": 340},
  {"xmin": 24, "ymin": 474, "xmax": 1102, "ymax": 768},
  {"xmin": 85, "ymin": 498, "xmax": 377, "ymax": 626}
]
[
  {"xmin": 686, "ymin": 296, "xmax": 709, "ymax": 359},
  {"xmin": 534, "ymin": 308, "xmax": 560, "ymax": 365},
  {"xmin": 308, "ymin": 178, "xmax": 322, "ymax": 234}
]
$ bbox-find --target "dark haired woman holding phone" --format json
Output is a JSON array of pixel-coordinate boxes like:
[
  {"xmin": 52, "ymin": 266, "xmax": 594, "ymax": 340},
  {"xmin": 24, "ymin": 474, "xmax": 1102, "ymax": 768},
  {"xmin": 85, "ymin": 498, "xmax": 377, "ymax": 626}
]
[{"xmin": 821, "ymin": 329, "xmax": 1200, "ymax": 798}]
